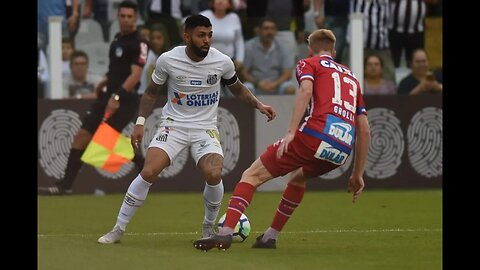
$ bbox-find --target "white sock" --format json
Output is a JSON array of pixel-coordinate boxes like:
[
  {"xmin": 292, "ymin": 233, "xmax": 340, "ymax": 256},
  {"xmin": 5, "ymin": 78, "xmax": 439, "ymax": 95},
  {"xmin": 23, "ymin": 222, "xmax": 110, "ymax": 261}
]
[
  {"xmin": 115, "ymin": 174, "xmax": 152, "ymax": 231},
  {"xmin": 262, "ymin": 227, "xmax": 280, "ymax": 242},
  {"xmin": 203, "ymin": 180, "xmax": 224, "ymax": 224}
]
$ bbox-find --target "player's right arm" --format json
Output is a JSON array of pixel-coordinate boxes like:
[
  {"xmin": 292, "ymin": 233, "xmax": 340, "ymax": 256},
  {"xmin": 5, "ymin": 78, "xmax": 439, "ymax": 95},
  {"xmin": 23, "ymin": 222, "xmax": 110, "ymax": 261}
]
[
  {"xmin": 131, "ymin": 80, "xmax": 164, "ymax": 149},
  {"xmin": 277, "ymin": 79, "xmax": 313, "ymax": 159},
  {"xmin": 348, "ymin": 114, "xmax": 370, "ymax": 203},
  {"xmin": 131, "ymin": 54, "xmax": 168, "ymax": 148}
]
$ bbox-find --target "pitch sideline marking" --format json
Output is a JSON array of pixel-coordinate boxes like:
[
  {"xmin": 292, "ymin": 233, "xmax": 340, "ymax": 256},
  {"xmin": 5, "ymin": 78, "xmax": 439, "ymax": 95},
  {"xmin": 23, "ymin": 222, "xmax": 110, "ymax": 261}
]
[{"xmin": 38, "ymin": 228, "xmax": 441, "ymax": 238}]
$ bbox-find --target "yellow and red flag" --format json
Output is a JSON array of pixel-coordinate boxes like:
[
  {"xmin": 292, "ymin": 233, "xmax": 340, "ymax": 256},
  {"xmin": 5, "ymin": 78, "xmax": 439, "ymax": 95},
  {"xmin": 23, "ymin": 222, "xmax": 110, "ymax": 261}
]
[{"xmin": 81, "ymin": 122, "xmax": 134, "ymax": 173}]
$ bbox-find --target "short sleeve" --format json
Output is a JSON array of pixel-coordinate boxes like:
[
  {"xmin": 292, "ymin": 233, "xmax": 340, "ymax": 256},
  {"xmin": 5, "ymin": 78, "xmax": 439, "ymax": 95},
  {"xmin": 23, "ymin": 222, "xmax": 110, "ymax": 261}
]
[
  {"xmin": 222, "ymin": 56, "xmax": 236, "ymax": 80},
  {"xmin": 296, "ymin": 59, "xmax": 314, "ymax": 84},
  {"xmin": 356, "ymin": 85, "xmax": 367, "ymax": 116},
  {"xmin": 151, "ymin": 54, "xmax": 168, "ymax": 85},
  {"xmin": 132, "ymin": 40, "xmax": 148, "ymax": 67}
]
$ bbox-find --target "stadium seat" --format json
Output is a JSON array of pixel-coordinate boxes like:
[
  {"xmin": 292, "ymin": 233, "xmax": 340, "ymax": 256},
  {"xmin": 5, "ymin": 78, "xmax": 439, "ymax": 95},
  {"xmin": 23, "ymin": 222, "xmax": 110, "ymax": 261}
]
[
  {"xmin": 77, "ymin": 42, "xmax": 110, "ymax": 76},
  {"xmin": 109, "ymin": 20, "xmax": 120, "ymax": 42},
  {"xmin": 75, "ymin": 19, "xmax": 105, "ymax": 48}
]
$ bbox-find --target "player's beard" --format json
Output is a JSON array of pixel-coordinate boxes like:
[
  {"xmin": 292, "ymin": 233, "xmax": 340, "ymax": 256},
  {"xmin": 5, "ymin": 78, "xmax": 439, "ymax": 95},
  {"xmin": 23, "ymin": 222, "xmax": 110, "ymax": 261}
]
[{"xmin": 191, "ymin": 43, "xmax": 209, "ymax": 58}]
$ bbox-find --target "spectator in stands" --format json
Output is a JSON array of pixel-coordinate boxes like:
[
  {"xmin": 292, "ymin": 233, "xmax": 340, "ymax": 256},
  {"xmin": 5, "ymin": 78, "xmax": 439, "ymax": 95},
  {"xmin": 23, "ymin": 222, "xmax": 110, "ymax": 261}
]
[
  {"xmin": 313, "ymin": 0, "xmax": 349, "ymax": 63},
  {"xmin": 200, "ymin": 0, "xmax": 245, "ymax": 97},
  {"xmin": 138, "ymin": 24, "xmax": 151, "ymax": 43},
  {"xmin": 66, "ymin": 0, "xmax": 81, "ymax": 39},
  {"xmin": 388, "ymin": 0, "xmax": 428, "ymax": 68},
  {"xmin": 82, "ymin": 0, "xmax": 110, "ymax": 42},
  {"xmin": 295, "ymin": 29, "xmax": 309, "ymax": 63},
  {"xmin": 344, "ymin": 0, "xmax": 396, "ymax": 82},
  {"xmin": 397, "ymin": 48, "xmax": 442, "ymax": 95},
  {"xmin": 245, "ymin": 0, "xmax": 310, "ymax": 67},
  {"xmin": 200, "ymin": 0, "xmax": 245, "ymax": 72},
  {"xmin": 62, "ymin": 38, "xmax": 75, "ymax": 80},
  {"xmin": 364, "ymin": 54, "xmax": 396, "ymax": 95},
  {"xmin": 138, "ymin": 24, "xmax": 171, "ymax": 96},
  {"xmin": 63, "ymin": 50, "xmax": 103, "ymax": 99},
  {"xmin": 38, "ymin": 0, "xmax": 78, "ymax": 51},
  {"xmin": 145, "ymin": 0, "xmax": 183, "ymax": 46},
  {"xmin": 38, "ymin": 48, "xmax": 49, "ymax": 99},
  {"xmin": 241, "ymin": 18, "xmax": 296, "ymax": 95}
]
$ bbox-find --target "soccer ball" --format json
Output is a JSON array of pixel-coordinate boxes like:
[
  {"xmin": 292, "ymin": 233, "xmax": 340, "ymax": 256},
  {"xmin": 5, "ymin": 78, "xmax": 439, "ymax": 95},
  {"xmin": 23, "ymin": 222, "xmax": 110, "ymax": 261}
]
[{"xmin": 217, "ymin": 213, "xmax": 251, "ymax": 242}]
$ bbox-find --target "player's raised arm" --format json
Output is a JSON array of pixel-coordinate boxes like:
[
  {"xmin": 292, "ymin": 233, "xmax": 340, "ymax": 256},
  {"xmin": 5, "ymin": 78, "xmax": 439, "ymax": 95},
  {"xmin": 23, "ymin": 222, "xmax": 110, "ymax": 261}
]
[{"xmin": 227, "ymin": 77, "xmax": 276, "ymax": 122}]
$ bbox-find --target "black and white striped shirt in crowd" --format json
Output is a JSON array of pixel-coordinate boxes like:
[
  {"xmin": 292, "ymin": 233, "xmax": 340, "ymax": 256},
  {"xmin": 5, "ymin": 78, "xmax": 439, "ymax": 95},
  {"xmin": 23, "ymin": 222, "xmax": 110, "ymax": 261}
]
[
  {"xmin": 348, "ymin": 0, "xmax": 390, "ymax": 50},
  {"xmin": 388, "ymin": 0, "xmax": 426, "ymax": 34}
]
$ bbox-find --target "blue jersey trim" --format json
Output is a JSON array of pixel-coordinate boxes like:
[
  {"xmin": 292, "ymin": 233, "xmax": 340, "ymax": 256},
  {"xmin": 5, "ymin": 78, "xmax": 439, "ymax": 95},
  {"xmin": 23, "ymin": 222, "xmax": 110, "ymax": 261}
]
[
  {"xmin": 357, "ymin": 106, "xmax": 367, "ymax": 115},
  {"xmin": 301, "ymin": 127, "xmax": 352, "ymax": 154}
]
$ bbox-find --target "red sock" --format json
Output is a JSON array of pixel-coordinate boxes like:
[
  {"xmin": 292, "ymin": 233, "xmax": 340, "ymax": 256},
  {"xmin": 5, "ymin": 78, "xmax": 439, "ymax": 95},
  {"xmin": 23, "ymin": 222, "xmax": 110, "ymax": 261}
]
[
  {"xmin": 270, "ymin": 183, "xmax": 305, "ymax": 231},
  {"xmin": 224, "ymin": 182, "xmax": 256, "ymax": 229}
]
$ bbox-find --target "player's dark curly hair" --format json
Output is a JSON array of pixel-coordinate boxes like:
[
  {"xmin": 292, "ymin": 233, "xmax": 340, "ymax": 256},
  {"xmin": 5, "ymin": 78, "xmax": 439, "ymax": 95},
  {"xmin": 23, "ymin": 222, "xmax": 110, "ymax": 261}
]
[{"xmin": 184, "ymin": 15, "xmax": 212, "ymax": 32}]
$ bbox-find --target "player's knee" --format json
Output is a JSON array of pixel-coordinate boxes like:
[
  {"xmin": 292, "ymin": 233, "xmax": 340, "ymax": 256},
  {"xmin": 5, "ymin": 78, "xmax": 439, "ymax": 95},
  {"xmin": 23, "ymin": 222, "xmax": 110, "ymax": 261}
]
[
  {"xmin": 240, "ymin": 170, "xmax": 262, "ymax": 187},
  {"xmin": 140, "ymin": 167, "xmax": 159, "ymax": 182},
  {"xmin": 204, "ymin": 169, "xmax": 222, "ymax": 184}
]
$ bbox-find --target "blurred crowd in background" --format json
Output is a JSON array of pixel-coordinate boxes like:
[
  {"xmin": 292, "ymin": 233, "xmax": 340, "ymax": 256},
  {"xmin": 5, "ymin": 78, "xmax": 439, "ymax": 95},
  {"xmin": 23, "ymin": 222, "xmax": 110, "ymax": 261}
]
[{"xmin": 38, "ymin": 0, "xmax": 443, "ymax": 100}]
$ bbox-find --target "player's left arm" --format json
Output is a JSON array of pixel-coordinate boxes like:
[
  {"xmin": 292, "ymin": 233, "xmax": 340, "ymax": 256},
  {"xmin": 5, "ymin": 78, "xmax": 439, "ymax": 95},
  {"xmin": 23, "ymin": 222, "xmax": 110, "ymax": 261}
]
[
  {"xmin": 227, "ymin": 76, "xmax": 276, "ymax": 121},
  {"xmin": 348, "ymin": 86, "xmax": 370, "ymax": 203}
]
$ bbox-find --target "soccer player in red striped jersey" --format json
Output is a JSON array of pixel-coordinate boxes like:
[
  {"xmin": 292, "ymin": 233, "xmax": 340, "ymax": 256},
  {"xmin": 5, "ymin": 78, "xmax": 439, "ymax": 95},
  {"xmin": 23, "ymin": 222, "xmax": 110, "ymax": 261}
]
[{"xmin": 193, "ymin": 29, "xmax": 371, "ymax": 251}]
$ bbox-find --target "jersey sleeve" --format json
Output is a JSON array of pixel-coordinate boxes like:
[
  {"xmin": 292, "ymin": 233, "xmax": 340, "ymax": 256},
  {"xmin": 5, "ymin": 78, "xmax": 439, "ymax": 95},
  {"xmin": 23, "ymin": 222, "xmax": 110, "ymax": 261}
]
[
  {"xmin": 356, "ymin": 84, "xmax": 367, "ymax": 116},
  {"xmin": 295, "ymin": 59, "xmax": 314, "ymax": 84},
  {"xmin": 131, "ymin": 40, "xmax": 148, "ymax": 67},
  {"xmin": 222, "ymin": 56, "xmax": 236, "ymax": 81},
  {"xmin": 151, "ymin": 53, "xmax": 168, "ymax": 85}
]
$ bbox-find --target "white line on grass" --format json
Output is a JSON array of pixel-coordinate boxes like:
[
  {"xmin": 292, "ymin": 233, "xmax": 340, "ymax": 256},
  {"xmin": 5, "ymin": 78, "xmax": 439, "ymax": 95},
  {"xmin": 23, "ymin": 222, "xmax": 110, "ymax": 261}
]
[{"xmin": 38, "ymin": 228, "xmax": 441, "ymax": 238}]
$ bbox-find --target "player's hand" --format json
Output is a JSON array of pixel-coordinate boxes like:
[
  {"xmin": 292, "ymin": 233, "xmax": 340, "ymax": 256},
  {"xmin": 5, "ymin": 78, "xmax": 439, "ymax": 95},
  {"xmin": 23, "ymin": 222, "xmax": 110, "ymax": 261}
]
[
  {"xmin": 258, "ymin": 103, "xmax": 276, "ymax": 122},
  {"xmin": 276, "ymin": 132, "xmax": 295, "ymax": 159},
  {"xmin": 131, "ymin": 125, "xmax": 145, "ymax": 150},
  {"xmin": 347, "ymin": 175, "xmax": 365, "ymax": 203}
]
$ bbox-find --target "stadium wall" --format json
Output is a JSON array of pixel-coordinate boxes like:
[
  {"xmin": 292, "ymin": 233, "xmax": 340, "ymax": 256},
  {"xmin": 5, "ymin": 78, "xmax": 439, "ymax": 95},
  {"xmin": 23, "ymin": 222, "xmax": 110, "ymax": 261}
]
[{"xmin": 38, "ymin": 95, "xmax": 442, "ymax": 194}]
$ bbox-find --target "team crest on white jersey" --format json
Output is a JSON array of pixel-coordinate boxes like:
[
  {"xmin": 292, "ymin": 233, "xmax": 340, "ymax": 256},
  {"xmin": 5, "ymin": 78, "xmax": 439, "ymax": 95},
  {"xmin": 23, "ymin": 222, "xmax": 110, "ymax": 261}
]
[{"xmin": 206, "ymin": 74, "xmax": 218, "ymax": 85}]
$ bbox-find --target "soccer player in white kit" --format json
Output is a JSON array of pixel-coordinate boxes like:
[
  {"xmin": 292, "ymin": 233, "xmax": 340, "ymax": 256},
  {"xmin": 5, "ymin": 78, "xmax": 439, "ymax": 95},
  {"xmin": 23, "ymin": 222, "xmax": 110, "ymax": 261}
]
[{"xmin": 98, "ymin": 14, "xmax": 276, "ymax": 244}]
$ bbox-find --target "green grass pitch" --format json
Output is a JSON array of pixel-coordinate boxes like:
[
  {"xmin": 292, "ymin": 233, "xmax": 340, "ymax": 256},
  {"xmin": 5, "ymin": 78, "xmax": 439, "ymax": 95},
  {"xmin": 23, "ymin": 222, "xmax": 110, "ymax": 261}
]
[{"xmin": 38, "ymin": 189, "xmax": 441, "ymax": 270}]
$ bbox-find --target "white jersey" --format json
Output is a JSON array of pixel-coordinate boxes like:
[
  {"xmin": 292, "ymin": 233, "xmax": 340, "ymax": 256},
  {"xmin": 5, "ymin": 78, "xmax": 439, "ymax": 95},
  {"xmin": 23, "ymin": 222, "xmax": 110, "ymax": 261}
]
[{"xmin": 152, "ymin": 46, "xmax": 236, "ymax": 129}]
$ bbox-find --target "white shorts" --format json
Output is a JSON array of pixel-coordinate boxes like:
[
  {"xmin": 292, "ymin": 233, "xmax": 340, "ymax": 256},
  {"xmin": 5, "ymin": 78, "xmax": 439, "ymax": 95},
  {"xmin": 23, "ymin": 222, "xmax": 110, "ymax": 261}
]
[{"xmin": 148, "ymin": 126, "xmax": 224, "ymax": 165}]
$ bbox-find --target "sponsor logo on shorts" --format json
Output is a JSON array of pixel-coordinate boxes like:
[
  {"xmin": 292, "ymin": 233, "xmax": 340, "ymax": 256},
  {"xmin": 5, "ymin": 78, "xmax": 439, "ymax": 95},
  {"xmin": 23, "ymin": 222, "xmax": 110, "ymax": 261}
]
[
  {"xmin": 156, "ymin": 127, "xmax": 173, "ymax": 142},
  {"xmin": 314, "ymin": 141, "xmax": 349, "ymax": 165},
  {"xmin": 324, "ymin": 114, "xmax": 355, "ymax": 146}
]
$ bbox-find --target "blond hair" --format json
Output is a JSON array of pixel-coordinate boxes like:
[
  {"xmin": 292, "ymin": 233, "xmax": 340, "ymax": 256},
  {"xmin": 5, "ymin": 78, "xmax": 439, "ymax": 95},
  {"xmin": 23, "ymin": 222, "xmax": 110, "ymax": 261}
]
[{"xmin": 308, "ymin": 29, "xmax": 336, "ymax": 54}]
